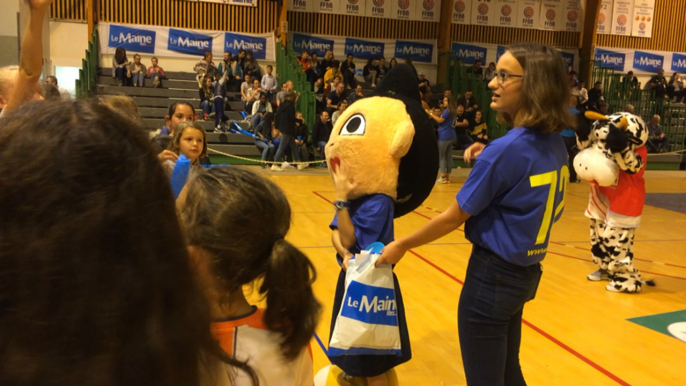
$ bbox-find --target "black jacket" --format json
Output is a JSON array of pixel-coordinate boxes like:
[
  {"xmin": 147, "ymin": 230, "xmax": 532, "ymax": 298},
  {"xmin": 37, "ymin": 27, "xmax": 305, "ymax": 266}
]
[
  {"xmin": 311, "ymin": 119, "xmax": 333, "ymax": 144},
  {"xmin": 275, "ymin": 101, "xmax": 296, "ymax": 136}
]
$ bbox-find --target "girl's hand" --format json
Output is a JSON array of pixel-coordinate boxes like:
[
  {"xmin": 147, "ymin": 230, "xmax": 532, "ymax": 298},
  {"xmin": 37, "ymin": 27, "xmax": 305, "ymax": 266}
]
[
  {"xmin": 464, "ymin": 142, "xmax": 486, "ymax": 164},
  {"xmin": 342, "ymin": 251, "xmax": 354, "ymax": 271},
  {"xmin": 330, "ymin": 158, "xmax": 357, "ymax": 201},
  {"xmin": 375, "ymin": 241, "xmax": 407, "ymax": 267},
  {"xmin": 158, "ymin": 150, "xmax": 178, "ymax": 163}
]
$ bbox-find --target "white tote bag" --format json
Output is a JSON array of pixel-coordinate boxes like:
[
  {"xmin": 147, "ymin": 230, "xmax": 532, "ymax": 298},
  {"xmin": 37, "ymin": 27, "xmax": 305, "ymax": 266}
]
[{"xmin": 328, "ymin": 245, "xmax": 401, "ymax": 357}]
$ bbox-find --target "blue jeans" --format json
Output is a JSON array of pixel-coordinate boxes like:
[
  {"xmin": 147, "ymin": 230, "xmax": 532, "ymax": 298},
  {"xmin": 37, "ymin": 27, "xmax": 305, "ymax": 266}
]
[
  {"xmin": 114, "ymin": 67, "xmax": 130, "ymax": 85},
  {"xmin": 273, "ymin": 133, "xmax": 300, "ymax": 163},
  {"xmin": 255, "ymin": 139, "xmax": 275, "ymax": 162},
  {"xmin": 455, "ymin": 133, "xmax": 475, "ymax": 150},
  {"xmin": 200, "ymin": 100, "xmax": 213, "ymax": 116},
  {"xmin": 251, "ymin": 114, "xmax": 263, "ymax": 131},
  {"xmin": 438, "ymin": 140, "xmax": 453, "ymax": 174},
  {"xmin": 213, "ymin": 97, "xmax": 225, "ymax": 127},
  {"xmin": 133, "ymin": 73, "xmax": 145, "ymax": 86},
  {"xmin": 458, "ymin": 245, "xmax": 543, "ymax": 386}
]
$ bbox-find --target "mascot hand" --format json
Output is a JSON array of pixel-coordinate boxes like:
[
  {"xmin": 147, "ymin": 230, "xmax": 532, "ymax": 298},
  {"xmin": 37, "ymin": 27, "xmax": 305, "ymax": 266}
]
[{"xmin": 605, "ymin": 125, "xmax": 629, "ymax": 153}]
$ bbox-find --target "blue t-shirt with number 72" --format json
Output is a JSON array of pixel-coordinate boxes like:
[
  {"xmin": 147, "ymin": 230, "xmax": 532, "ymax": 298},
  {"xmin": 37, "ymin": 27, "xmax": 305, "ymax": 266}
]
[{"xmin": 456, "ymin": 127, "xmax": 569, "ymax": 266}]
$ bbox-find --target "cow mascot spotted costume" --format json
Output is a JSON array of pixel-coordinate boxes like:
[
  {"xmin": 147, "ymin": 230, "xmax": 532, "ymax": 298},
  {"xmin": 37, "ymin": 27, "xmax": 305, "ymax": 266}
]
[{"xmin": 575, "ymin": 111, "xmax": 654, "ymax": 293}]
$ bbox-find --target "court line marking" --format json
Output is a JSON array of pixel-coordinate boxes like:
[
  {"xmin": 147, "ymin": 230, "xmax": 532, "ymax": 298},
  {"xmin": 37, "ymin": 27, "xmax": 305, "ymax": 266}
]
[{"xmin": 312, "ymin": 191, "xmax": 631, "ymax": 386}]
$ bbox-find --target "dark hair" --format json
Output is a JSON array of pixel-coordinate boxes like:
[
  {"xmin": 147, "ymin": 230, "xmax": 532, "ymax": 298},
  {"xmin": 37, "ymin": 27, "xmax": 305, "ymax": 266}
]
[
  {"xmin": 0, "ymin": 101, "xmax": 255, "ymax": 386},
  {"xmin": 167, "ymin": 101, "xmax": 195, "ymax": 119},
  {"xmin": 41, "ymin": 83, "xmax": 61, "ymax": 101},
  {"xmin": 500, "ymin": 43, "xmax": 575, "ymax": 133},
  {"xmin": 627, "ymin": 71, "xmax": 634, "ymax": 75},
  {"xmin": 204, "ymin": 51, "xmax": 212, "ymax": 60},
  {"xmin": 179, "ymin": 167, "xmax": 321, "ymax": 361},
  {"xmin": 114, "ymin": 47, "xmax": 127, "ymax": 64},
  {"xmin": 46, "ymin": 75, "xmax": 58, "ymax": 84},
  {"xmin": 332, "ymin": 60, "xmax": 340, "ymax": 69},
  {"xmin": 262, "ymin": 111, "xmax": 275, "ymax": 129},
  {"xmin": 101, "ymin": 95, "xmax": 141, "ymax": 122},
  {"xmin": 301, "ymin": 49, "xmax": 310, "ymax": 55}
]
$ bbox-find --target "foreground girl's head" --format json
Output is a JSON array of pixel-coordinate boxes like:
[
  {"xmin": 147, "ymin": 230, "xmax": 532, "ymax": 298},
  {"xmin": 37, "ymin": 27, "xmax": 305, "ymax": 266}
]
[
  {"xmin": 488, "ymin": 43, "xmax": 573, "ymax": 133},
  {"xmin": 0, "ymin": 100, "xmax": 253, "ymax": 386},
  {"xmin": 169, "ymin": 121, "xmax": 207, "ymax": 162},
  {"xmin": 179, "ymin": 167, "xmax": 321, "ymax": 360}
]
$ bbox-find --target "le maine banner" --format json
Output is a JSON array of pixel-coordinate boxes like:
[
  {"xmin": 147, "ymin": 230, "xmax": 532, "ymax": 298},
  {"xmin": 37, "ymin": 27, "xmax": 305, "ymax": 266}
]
[
  {"xmin": 291, "ymin": 32, "xmax": 437, "ymax": 64},
  {"xmin": 594, "ymin": 46, "xmax": 686, "ymax": 75},
  {"xmin": 100, "ymin": 23, "xmax": 276, "ymax": 61},
  {"xmin": 451, "ymin": 41, "xmax": 578, "ymax": 71}
]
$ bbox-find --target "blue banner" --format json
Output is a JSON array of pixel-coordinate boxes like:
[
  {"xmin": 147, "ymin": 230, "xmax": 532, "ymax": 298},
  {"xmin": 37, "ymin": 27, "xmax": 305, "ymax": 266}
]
[
  {"xmin": 394, "ymin": 40, "xmax": 434, "ymax": 63},
  {"xmin": 224, "ymin": 33, "xmax": 267, "ymax": 60},
  {"xmin": 671, "ymin": 52, "xmax": 686, "ymax": 72},
  {"xmin": 292, "ymin": 33, "xmax": 334, "ymax": 56},
  {"xmin": 496, "ymin": 45, "xmax": 507, "ymax": 63},
  {"xmin": 559, "ymin": 51, "xmax": 575, "ymax": 70},
  {"xmin": 451, "ymin": 42, "xmax": 487, "ymax": 65},
  {"xmin": 108, "ymin": 24, "xmax": 156, "ymax": 54},
  {"xmin": 344, "ymin": 38, "xmax": 385, "ymax": 60},
  {"xmin": 340, "ymin": 281, "xmax": 398, "ymax": 327},
  {"xmin": 168, "ymin": 28, "xmax": 213, "ymax": 56},
  {"xmin": 594, "ymin": 48, "xmax": 626, "ymax": 72},
  {"xmin": 633, "ymin": 50, "xmax": 665, "ymax": 73}
]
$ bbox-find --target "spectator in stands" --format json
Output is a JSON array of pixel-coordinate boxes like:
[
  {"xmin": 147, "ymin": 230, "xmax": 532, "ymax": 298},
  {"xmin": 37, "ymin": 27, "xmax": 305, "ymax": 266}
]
[
  {"xmin": 294, "ymin": 111, "xmax": 310, "ymax": 164},
  {"xmin": 647, "ymin": 114, "xmax": 670, "ymax": 153},
  {"xmin": 453, "ymin": 104, "xmax": 474, "ymax": 150},
  {"xmin": 130, "ymin": 54, "xmax": 147, "ymax": 87},
  {"xmin": 313, "ymin": 77, "xmax": 326, "ymax": 113},
  {"xmin": 331, "ymin": 99, "xmax": 348, "ymax": 125},
  {"xmin": 568, "ymin": 70, "xmax": 579, "ymax": 88},
  {"xmin": 577, "ymin": 80, "xmax": 589, "ymax": 109},
  {"xmin": 624, "ymin": 104, "xmax": 635, "ymax": 114},
  {"xmin": 0, "ymin": 100, "xmax": 254, "ymax": 386},
  {"xmin": 668, "ymin": 72, "xmax": 682, "ymax": 100},
  {"xmin": 0, "ymin": 0, "xmax": 48, "ymax": 117},
  {"xmin": 299, "ymin": 49, "xmax": 317, "ymax": 85},
  {"xmin": 147, "ymin": 56, "xmax": 165, "ymax": 88},
  {"xmin": 418, "ymin": 71, "xmax": 430, "ymax": 91},
  {"xmin": 236, "ymin": 48, "xmax": 247, "ymax": 73},
  {"xmin": 272, "ymin": 91, "xmax": 304, "ymax": 171},
  {"xmin": 483, "ymin": 62, "xmax": 496, "ymax": 83},
  {"xmin": 587, "ymin": 81, "xmax": 603, "ymax": 110},
  {"xmin": 240, "ymin": 74, "xmax": 252, "ymax": 104},
  {"xmin": 199, "ymin": 75, "xmax": 215, "ymax": 121},
  {"xmin": 377, "ymin": 57, "xmax": 388, "ymax": 83},
  {"xmin": 261, "ymin": 64, "xmax": 278, "ymax": 100},
  {"xmin": 562, "ymin": 95, "xmax": 580, "ymax": 183},
  {"xmin": 276, "ymin": 80, "xmax": 300, "ymax": 107},
  {"xmin": 468, "ymin": 59, "xmax": 484, "ymax": 81},
  {"xmin": 254, "ymin": 111, "xmax": 276, "ymax": 168},
  {"xmin": 457, "ymin": 89, "xmax": 479, "ymax": 118},
  {"xmin": 251, "ymin": 92, "xmax": 273, "ymax": 130},
  {"xmin": 598, "ymin": 101, "xmax": 609, "ymax": 114},
  {"xmin": 469, "ymin": 110, "xmax": 488, "ymax": 144},
  {"xmin": 327, "ymin": 75, "xmax": 341, "ymax": 97},
  {"xmin": 321, "ymin": 50, "xmax": 335, "ymax": 74},
  {"xmin": 45, "ymin": 75, "xmax": 70, "ymax": 100},
  {"xmin": 363, "ymin": 58, "xmax": 378, "ymax": 88},
  {"xmin": 312, "ymin": 110, "xmax": 333, "ymax": 165},
  {"xmin": 647, "ymin": 68, "xmax": 667, "ymax": 114},
  {"xmin": 326, "ymin": 82, "xmax": 346, "ymax": 116},
  {"xmin": 41, "ymin": 82, "xmax": 60, "ymax": 101},
  {"xmin": 623, "ymin": 70, "xmax": 639, "ymax": 85},
  {"xmin": 112, "ymin": 47, "xmax": 131, "ymax": 86},
  {"xmin": 405, "ymin": 57, "xmax": 418, "ymax": 79},
  {"xmin": 427, "ymin": 95, "xmax": 457, "ymax": 184},
  {"xmin": 159, "ymin": 101, "xmax": 196, "ymax": 137},
  {"xmin": 389, "ymin": 57, "xmax": 398, "ymax": 71},
  {"xmin": 311, "ymin": 51, "xmax": 322, "ymax": 78},
  {"xmin": 194, "ymin": 51, "xmax": 217, "ymax": 88},
  {"xmin": 163, "ymin": 121, "xmax": 207, "ymax": 177},
  {"xmin": 340, "ymin": 54, "xmax": 357, "ymax": 89},
  {"xmin": 347, "ymin": 84, "xmax": 364, "ymax": 105},
  {"xmin": 673, "ymin": 73, "xmax": 686, "ymax": 103},
  {"xmin": 210, "ymin": 71, "xmax": 231, "ymax": 132},
  {"xmin": 245, "ymin": 78, "xmax": 262, "ymax": 113},
  {"xmin": 218, "ymin": 52, "xmax": 243, "ymax": 92},
  {"xmin": 243, "ymin": 51, "xmax": 261, "ymax": 79},
  {"xmin": 443, "ymin": 89, "xmax": 453, "ymax": 100}
]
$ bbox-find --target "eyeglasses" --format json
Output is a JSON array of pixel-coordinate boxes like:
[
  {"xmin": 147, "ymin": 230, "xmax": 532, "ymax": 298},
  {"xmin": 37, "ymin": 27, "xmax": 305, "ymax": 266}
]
[{"xmin": 494, "ymin": 71, "xmax": 524, "ymax": 85}]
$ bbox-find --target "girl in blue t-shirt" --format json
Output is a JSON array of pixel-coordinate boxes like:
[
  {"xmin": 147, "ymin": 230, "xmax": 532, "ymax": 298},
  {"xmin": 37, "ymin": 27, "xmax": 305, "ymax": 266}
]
[
  {"xmin": 427, "ymin": 95, "xmax": 458, "ymax": 184},
  {"xmin": 378, "ymin": 43, "xmax": 575, "ymax": 386}
]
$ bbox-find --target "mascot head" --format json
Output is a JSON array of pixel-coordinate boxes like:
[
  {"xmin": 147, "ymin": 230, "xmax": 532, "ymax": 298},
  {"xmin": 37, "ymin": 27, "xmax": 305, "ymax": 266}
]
[
  {"xmin": 574, "ymin": 111, "xmax": 648, "ymax": 186},
  {"xmin": 325, "ymin": 64, "xmax": 438, "ymax": 218}
]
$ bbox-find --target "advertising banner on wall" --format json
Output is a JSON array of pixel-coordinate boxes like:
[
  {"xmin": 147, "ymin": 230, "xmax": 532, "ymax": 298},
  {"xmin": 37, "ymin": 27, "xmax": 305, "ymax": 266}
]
[
  {"xmin": 564, "ymin": 0, "xmax": 584, "ymax": 32},
  {"xmin": 290, "ymin": 0, "xmax": 314, "ymax": 12},
  {"xmin": 418, "ymin": 0, "xmax": 441, "ymax": 22},
  {"xmin": 495, "ymin": 0, "xmax": 518, "ymax": 28},
  {"xmin": 342, "ymin": 0, "xmax": 366, "ymax": 16},
  {"xmin": 292, "ymin": 32, "xmax": 335, "ymax": 57},
  {"xmin": 314, "ymin": 0, "xmax": 340, "ymax": 13},
  {"xmin": 453, "ymin": 41, "xmax": 578, "ymax": 71},
  {"xmin": 391, "ymin": 0, "xmax": 417, "ymax": 20},
  {"xmin": 194, "ymin": 0, "xmax": 257, "ymax": 5},
  {"xmin": 451, "ymin": 0, "xmax": 472, "ymax": 24},
  {"xmin": 471, "ymin": 0, "xmax": 496, "ymax": 26},
  {"xmin": 100, "ymin": 23, "xmax": 275, "ymax": 61},
  {"xmin": 611, "ymin": 0, "xmax": 633, "ymax": 36},
  {"xmin": 345, "ymin": 37, "xmax": 385, "ymax": 59},
  {"xmin": 395, "ymin": 40, "xmax": 434, "ymax": 63},
  {"xmin": 366, "ymin": 0, "xmax": 393, "ymax": 18},
  {"xmin": 594, "ymin": 46, "xmax": 685, "ymax": 75},
  {"xmin": 540, "ymin": 0, "xmax": 563, "ymax": 31},
  {"xmin": 597, "ymin": 0, "xmax": 613, "ymax": 35},
  {"xmin": 631, "ymin": 0, "xmax": 654, "ymax": 38},
  {"xmin": 517, "ymin": 0, "xmax": 541, "ymax": 29},
  {"xmin": 451, "ymin": 42, "xmax": 487, "ymax": 65}
]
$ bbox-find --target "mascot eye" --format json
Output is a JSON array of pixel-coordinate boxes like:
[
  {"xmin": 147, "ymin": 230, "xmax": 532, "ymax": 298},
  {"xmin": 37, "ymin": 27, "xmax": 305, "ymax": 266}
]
[{"xmin": 340, "ymin": 114, "xmax": 366, "ymax": 136}]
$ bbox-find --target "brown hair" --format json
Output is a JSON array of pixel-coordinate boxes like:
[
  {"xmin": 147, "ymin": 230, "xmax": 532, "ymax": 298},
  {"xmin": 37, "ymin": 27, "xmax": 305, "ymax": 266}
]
[
  {"xmin": 500, "ymin": 43, "xmax": 575, "ymax": 133},
  {"xmin": 168, "ymin": 121, "xmax": 207, "ymax": 159},
  {"xmin": 179, "ymin": 167, "xmax": 321, "ymax": 361},
  {"xmin": 101, "ymin": 95, "xmax": 141, "ymax": 122}
]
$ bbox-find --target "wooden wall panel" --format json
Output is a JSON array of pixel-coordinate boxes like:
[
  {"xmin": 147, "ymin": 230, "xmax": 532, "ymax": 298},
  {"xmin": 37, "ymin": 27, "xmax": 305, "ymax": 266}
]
[
  {"xmin": 451, "ymin": 24, "xmax": 580, "ymax": 49},
  {"xmin": 287, "ymin": 12, "xmax": 438, "ymax": 40},
  {"xmin": 597, "ymin": 0, "xmax": 686, "ymax": 52},
  {"xmin": 51, "ymin": 0, "xmax": 278, "ymax": 33}
]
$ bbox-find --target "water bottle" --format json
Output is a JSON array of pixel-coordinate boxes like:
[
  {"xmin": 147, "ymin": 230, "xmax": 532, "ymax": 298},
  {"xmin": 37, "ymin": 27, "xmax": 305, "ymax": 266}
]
[{"xmin": 170, "ymin": 154, "xmax": 191, "ymax": 199}]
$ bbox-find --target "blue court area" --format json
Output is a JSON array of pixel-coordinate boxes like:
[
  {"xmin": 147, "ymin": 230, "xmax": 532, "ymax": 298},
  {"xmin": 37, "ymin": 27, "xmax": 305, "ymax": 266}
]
[{"xmin": 644, "ymin": 193, "xmax": 686, "ymax": 214}]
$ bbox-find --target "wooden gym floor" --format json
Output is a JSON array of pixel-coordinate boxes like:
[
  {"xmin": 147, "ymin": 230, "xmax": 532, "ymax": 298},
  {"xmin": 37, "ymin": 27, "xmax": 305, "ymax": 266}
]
[{"xmin": 248, "ymin": 167, "xmax": 686, "ymax": 386}]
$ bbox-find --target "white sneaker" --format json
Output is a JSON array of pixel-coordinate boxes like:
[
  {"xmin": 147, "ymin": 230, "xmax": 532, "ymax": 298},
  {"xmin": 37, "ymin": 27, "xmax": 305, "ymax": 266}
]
[
  {"xmin": 587, "ymin": 269, "xmax": 610, "ymax": 281},
  {"xmin": 271, "ymin": 164, "xmax": 283, "ymax": 172},
  {"xmin": 282, "ymin": 162, "xmax": 295, "ymax": 170},
  {"xmin": 297, "ymin": 163, "xmax": 307, "ymax": 170}
]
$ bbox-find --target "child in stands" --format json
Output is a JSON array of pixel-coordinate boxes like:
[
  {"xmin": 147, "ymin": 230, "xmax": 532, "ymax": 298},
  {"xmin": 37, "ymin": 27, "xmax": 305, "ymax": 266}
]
[
  {"xmin": 178, "ymin": 167, "xmax": 321, "ymax": 386},
  {"xmin": 199, "ymin": 75, "xmax": 215, "ymax": 121},
  {"xmin": 131, "ymin": 54, "xmax": 147, "ymax": 87},
  {"xmin": 148, "ymin": 56, "xmax": 165, "ymax": 88},
  {"xmin": 162, "ymin": 121, "xmax": 207, "ymax": 177}
]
